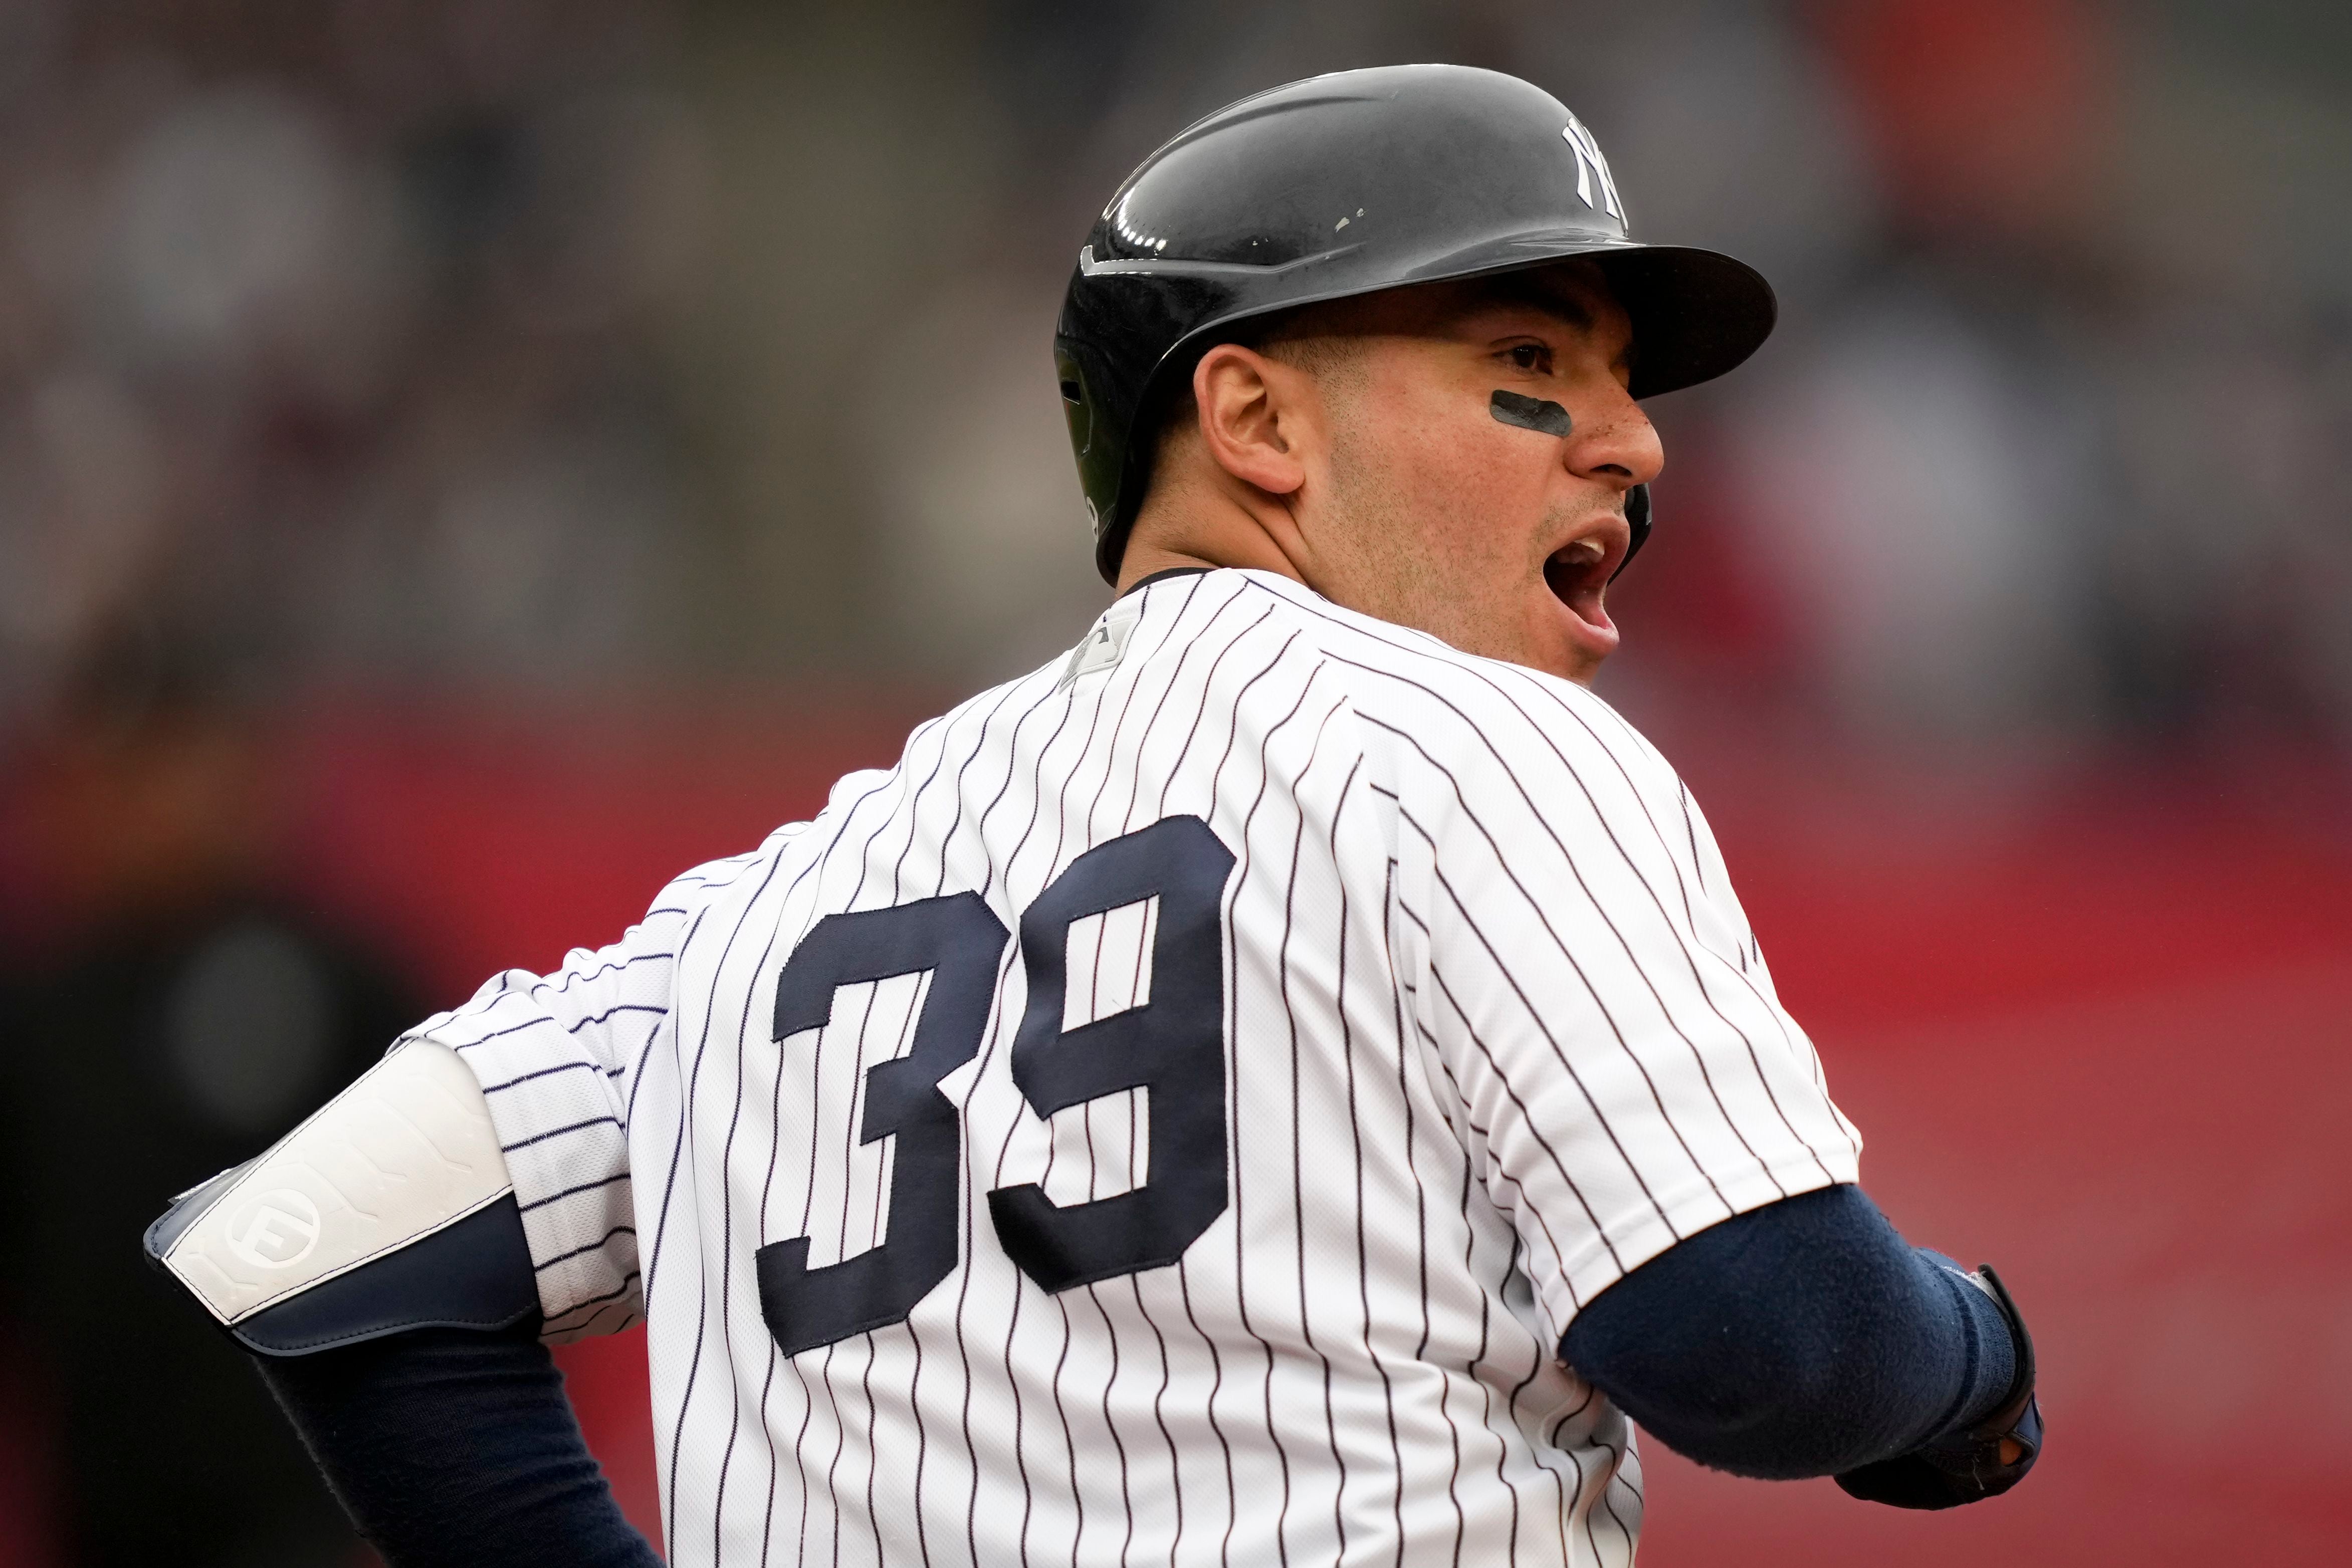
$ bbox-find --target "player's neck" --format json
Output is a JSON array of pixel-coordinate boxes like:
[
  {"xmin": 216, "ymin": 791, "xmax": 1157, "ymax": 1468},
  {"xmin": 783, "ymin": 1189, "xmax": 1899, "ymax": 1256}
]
[{"xmin": 1115, "ymin": 497, "xmax": 1308, "ymax": 594}]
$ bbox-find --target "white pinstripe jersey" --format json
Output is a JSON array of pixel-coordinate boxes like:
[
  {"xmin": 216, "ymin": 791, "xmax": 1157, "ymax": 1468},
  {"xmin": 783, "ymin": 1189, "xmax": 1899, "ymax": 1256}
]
[{"xmin": 404, "ymin": 567, "xmax": 1862, "ymax": 1567}]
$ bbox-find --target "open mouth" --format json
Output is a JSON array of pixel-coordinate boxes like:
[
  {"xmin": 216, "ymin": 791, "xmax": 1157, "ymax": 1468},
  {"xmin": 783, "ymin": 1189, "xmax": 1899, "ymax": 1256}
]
[{"xmin": 1543, "ymin": 533, "xmax": 1621, "ymax": 638}]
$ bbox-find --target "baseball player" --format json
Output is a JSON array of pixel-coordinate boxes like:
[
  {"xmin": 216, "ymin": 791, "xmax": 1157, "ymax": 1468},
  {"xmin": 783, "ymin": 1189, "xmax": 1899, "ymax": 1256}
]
[{"xmin": 147, "ymin": 66, "xmax": 2040, "ymax": 1566}]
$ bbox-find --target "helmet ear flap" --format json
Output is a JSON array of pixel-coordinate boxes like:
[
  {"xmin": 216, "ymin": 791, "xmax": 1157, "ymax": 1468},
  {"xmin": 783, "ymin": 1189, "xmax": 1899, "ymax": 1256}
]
[
  {"xmin": 1055, "ymin": 339, "xmax": 1136, "ymax": 578},
  {"xmin": 1610, "ymin": 483, "xmax": 1652, "ymax": 582},
  {"xmin": 1054, "ymin": 347, "xmax": 1093, "ymax": 459}
]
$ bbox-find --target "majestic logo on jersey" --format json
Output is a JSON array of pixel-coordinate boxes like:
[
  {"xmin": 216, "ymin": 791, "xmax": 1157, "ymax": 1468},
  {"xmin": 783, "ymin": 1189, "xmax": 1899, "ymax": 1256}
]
[
  {"xmin": 1058, "ymin": 595, "xmax": 1141, "ymax": 689},
  {"xmin": 1561, "ymin": 117, "xmax": 1624, "ymax": 222},
  {"xmin": 225, "ymin": 1189, "xmax": 322, "ymax": 1268}
]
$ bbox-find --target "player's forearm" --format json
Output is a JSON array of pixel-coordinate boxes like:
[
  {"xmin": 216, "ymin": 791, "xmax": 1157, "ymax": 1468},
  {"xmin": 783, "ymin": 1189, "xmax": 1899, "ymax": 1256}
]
[
  {"xmin": 1561, "ymin": 1184, "xmax": 2027, "ymax": 1482},
  {"xmin": 254, "ymin": 1319, "xmax": 661, "ymax": 1568}
]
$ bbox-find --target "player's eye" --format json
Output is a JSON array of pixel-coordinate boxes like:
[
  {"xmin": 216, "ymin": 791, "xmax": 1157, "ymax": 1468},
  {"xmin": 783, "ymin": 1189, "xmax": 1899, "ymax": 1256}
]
[{"xmin": 1505, "ymin": 343, "xmax": 1550, "ymax": 373}]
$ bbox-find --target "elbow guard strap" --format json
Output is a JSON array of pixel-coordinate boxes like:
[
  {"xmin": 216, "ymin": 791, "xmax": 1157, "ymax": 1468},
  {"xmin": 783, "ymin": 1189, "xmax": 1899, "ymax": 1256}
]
[{"xmin": 143, "ymin": 1040, "xmax": 539, "ymax": 1356}]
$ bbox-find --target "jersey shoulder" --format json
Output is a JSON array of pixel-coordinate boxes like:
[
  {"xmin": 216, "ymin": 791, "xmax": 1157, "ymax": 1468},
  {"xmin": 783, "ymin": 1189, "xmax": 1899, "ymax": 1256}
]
[{"xmin": 1215, "ymin": 570, "xmax": 1684, "ymax": 811}]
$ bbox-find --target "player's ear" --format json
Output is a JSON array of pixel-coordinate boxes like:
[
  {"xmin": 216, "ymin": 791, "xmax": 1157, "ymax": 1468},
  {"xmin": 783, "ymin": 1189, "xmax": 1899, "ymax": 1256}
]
[{"xmin": 1192, "ymin": 343, "xmax": 1308, "ymax": 500}]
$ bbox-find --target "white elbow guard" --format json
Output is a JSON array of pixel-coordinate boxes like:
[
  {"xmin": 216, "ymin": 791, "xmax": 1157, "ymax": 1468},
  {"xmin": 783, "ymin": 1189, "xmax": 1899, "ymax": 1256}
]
[{"xmin": 143, "ymin": 1039, "xmax": 539, "ymax": 1356}]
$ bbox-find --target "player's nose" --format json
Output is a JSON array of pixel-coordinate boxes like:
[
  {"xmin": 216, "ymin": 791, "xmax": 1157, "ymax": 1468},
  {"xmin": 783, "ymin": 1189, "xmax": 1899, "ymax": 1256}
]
[{"xmin": 1570, "ymin": 381, "xmax": 1665, "ymax": 493}]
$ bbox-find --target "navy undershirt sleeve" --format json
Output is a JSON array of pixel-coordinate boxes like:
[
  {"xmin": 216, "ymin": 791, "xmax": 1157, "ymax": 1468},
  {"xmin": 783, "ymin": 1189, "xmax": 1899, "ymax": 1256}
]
[
  {"xmin": 1560, "ymin": 1183, "xmax": 2016, "ymax": 1479},
  {"xmin": 253, "ymin": 1319, "xmax": 661, "ymax": 1568}
]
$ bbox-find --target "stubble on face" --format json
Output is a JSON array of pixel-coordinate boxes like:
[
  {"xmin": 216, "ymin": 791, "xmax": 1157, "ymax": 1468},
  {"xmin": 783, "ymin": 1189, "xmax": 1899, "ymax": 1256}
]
[{"xmin": 1314, "ymin": 353, "xmax": 1587, "ymax": 678}]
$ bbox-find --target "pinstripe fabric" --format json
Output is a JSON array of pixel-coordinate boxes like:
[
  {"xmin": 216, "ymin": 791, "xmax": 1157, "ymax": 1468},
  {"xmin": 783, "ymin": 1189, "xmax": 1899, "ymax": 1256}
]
[{"xmin": 406, "ymin": 568, "xmax": 1861, "ymax": 1566}]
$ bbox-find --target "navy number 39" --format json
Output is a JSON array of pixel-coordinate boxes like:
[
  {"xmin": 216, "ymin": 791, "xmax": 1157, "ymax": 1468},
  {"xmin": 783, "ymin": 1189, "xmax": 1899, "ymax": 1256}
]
[{"xmin": 756, "ymin": 815, "xmax": 1235, "ymax": 1358}]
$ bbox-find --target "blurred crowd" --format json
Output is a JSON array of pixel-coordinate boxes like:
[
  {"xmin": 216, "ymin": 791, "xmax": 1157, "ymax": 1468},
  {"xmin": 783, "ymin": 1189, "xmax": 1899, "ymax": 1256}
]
[
  {"xmin": 0, "ymin": 0, "xmax": 702, "ymax": 724},
  {"xmin": 0, "ymin": 0, "xmax": 2344, "ymax": 749},
  {"xmin": 0, "ymin": 2, "xmax": 2346, "ymax": 1563}
]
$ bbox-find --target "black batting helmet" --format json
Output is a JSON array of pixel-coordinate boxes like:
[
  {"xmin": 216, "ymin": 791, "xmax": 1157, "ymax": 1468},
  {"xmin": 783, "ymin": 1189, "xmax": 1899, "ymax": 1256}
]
[{"xmin": 1055, "ymin": 64, "xmax": 1778, "ymax": 584}]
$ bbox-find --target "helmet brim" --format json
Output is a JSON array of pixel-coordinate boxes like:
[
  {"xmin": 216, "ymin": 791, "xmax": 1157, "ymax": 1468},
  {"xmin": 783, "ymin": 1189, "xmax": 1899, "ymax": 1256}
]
[{"xmin": 1416, "ymin": 236, "xmax": 1777, "ymax": 399}]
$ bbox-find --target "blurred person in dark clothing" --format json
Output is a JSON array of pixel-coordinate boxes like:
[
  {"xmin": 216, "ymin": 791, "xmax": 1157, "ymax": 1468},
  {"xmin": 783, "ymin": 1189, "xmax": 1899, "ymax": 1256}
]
[{"xmin": 0, "ymin": 646, "xmax": 422, "ymax": 1567}]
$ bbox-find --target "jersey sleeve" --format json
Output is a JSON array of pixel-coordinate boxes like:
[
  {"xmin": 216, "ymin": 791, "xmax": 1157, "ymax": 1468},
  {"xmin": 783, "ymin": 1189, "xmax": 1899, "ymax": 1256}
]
[
  {"xmin": 395, "ymin": 864, "xmax": 720, "ymax": 1341},
  {"xmin": 1380, "ymin": 683, "xmax": 1862, "ymax": 1346}
]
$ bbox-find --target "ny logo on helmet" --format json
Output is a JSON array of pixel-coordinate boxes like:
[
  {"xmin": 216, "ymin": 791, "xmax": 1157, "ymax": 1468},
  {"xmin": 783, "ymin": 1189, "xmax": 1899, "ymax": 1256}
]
[{"xmin": 1561, "ymin": 117, "xmax": 1624, "ymax": 222}]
